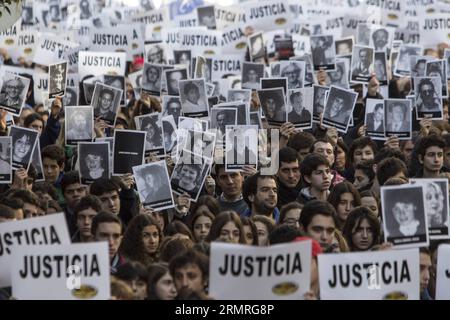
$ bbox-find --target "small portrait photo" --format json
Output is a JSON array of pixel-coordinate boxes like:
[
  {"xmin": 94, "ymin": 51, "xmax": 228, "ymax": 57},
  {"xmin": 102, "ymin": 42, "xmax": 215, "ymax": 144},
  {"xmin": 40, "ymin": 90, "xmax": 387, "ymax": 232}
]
[
  {"xmin": 9, "ymin": 126, "xmax": 38, "ymax": 170},
  {"xmin": 381, "ymin": 184, "xmax": 429, "ymax": 248},
  {"xmin": 249, "ymin": 111, "xmax": 263, "ymax": 129},
  {"xmin": 365, "ymin": 98, "xmax": 385, "ymax": 140},
  {"xmin": 197, "ymin": 5, "xmax": 217, "ymax": 30},
  {"xmin": 411, "ymin": 178, "xmax": 450, "ymax": 240},
  {"xmin": 210, "ymin": 107, "xmax": 237, "ymax": 142},
  {"xmin": 162, "ymin": 115, "xmax": 178, "ymax": 154},
  {"xmin": 21, "ymin": 6, "xmax": 34, "ymax": 26},
  {"xmin": 162, "ymin": 95, "xmax": 182, "ymax": 125},
  {"xmin": 322, "ymin": 86, "xmax": 357, "ymax": 132},
  {"xmin": 0, "ymin": 136, "xmax": 12, "ymax": 184},
  {"xmin": 227, "ymin": 89, "xmax": 252, "ymax": 104},
  {"xmin": 165, "ymin": 68, "xmax": 188, "ymax": 96},
  {"xmin": 142, "ymin": 63, "xmax": 163, "ymax": 96},
  {"xmin": 91, "ymin": 83, "xmax": 123, "ymax": 125},
  {"xmin": 248, "ymin": 32, "xmax": 266, "ymax": 62},
  {"xmin": 410, "ymin": 56, "xmax": 430, "ymax": 78},
  {"xmin": 395, "ymin": 45, "xmax": 423, "ymax": 77},
  {"xmin": 225, "ymin": 125, "xmax": 258, "ymax": 172},
  {"xmin": 426, "ymin": 59, "xmax": 448, "ymax": 98},
  {"xmin": 241, "ymin": 62, "xmax": 265, "ymax": 90},
  {"xmin": 310, "ymin": 35, "xmax": 336, "ymax": 71},
  {"xmin": 351, "ymin": 45, "xmax": 374, "ymax": 83},
  {"xmin": 79, "ymin": 0, "xmax": 93, "ymax": 20},
  {"xmin": 326, "ymin": 60, "xmax": 349, "ymax": 89},
  {"xmin": 135, "ymin": 113, "xmax": 165, "ymax": 157},
  {"xmin": 104, "ymin": 75, "xmax": 126, "ymax": 106},
  {"xmin": 287, "ymin": 88, "xmax": 313, "ymax": 129},
  {"xmin": 270, "ymin": 62, "xmax": 280, "ymax": 77},
  {"xmin": 133, "ymin": 161, "xmax": 175, "ymax": 211},
  {"xmin": 63, "ymin": 86, "xmax": 79, "ymax": 107},
  {"xmin": 312, "ymin": 85, "xmax": 329, "ymax": 122},
  {"xmin": 49, "ymin": 61, "xmax": 68, "ymax": 99},
  {"xmin": 292, "ymin": 55, "xmax": 316, "ymax": 87},
  {"xmin": 0, "ymin": 74, "xmax": 30, "ymax": 116},
  {"xmin": 173, "ymin": 50, "xmax": 192, "ymax": 69},
  {"xmin": 369, "ymin": 26, "xmax": 392, "ymax": 52},
  {"xmin": 374, "ymin": 51, "xmax": 388, "ymax": 85},
  {"xmin": 280, "ymin": 61, "xmax": 305, "ymax": 89},
  {"xmin": 384, "ymin": 99, "xmax": 412, "ymax": 139},
  {"xmin": 257, "ymin": 88, "xmax": 287, "ymax": 125},
  {"xmin": 414, "ymin": 77, "xmax": 443, "ymax": 120},
  {"xmin": 444, "ymin": 49, "xmax": 450, "ymax": 80},
  {"xmin": 141, "ymin": 0, "xmax": 155, "ymax": 11},
  {"xmin": 30, "ymin": 140, "xmax": 44, "ymax": 182},
  {"xmin": 145, "ymin": 42, "xmax": 168, "ymax": 64},
  {"xmin": 113, "ymin": 130, "xmax": 146, "ymax": 175},
  {"xmin": 194, "ymin": 56, "xmax": 212, "ymax": 83},
  {"xmin": 65, "ymin": 106, "xmax": 93, "ymax": 146},
  {"xmin": 356, "ymin": 23, "xmax": 371, "ymax": 46},
  {"xmin": 334, "ymin": 36, "xmax": 353, "ymax": 56},
  {"xmin": 78, "ymin": 142, "xmax": 110, "ymax": 184},
  {"xmin": 179, "ymin": 79, "xmax": 208, "ymax": 117},
  {"xmin": 48, "ymin": 3, "xmax": 61, "ymax": 23}
]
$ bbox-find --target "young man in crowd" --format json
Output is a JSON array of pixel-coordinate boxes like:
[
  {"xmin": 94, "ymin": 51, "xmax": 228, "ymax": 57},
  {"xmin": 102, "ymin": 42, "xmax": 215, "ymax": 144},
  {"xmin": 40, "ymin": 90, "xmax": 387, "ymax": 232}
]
[
  {"xmin": 353, "ymin": 160, "xmax": 376, "ymax": 192},
  {"xmin": 61, "ymin": 171, "xmax": 87, "ymax": 237},
  {"xmin": 214, "ymin": 164, "xmax": 248, "ymax": 215},
  {"xmin": 242, "ymin": 172, "xmax": 279, "ymax": 222},
  {"xmin": 7, "ymin": 189, "xmax": 40, "ymax": 219},
  {"xmin": 415, "ymin": 135, "xmax": 445, "ymax": 178},
  {"xmin": 297, "ymin": 154, "xmax": 332, "ymax": 204},
  {"xmin": 276, "ymin": 147, "xmax": 302, "ymax": 208},
  {"xmin": 420, "ymin": 248, "xmax": 433, "ymax": 300},
  {"xmin": 376, "ymin": 157, "xmax": 408, "ymax": 187},
  {"xmin": 41, "ymin": 144, "xmax": 66, "ymax": 203},
  {"xmin": 310, "ymin": 137, "xmax": 345, "ymax": 186},
  {"xmin": 73, "ymin": 195, "xmax": 103, "ymax": 243}
]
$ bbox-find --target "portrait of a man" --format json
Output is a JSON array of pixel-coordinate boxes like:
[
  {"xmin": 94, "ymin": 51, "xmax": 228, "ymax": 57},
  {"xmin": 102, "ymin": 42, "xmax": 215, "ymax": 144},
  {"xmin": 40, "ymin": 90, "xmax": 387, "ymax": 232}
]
[
  {"xmin": 352, "ymin": 46, "xmax": 373, "ymax": 80},
  {"xmin": 242, "ymin": 63, "xmax": 264, "ymax": 90},
  {"xmin": 0, "ymin": 76, "xmax": 28, "ymax": 115},
  {"xmin": 366, "ymin": 102, "xmax": 384, "ymax": 133},
  {"xmin": 166, "ymin": 69, "xmax": 187, "ymax": 96},
  {"xmin": 385, "ymin": 101, "xmax": 410, "ymax": 133},
  {"xmin": 49, "ymin": 62, "xmax": 67, "ymax": 98},
  {"xmin": 371, "ymin": 28, "xmax": 389, "ymax": 51},
  {"xmin": 92, "ymin": 84, "xmax": 122, "ymax": 124},
  {"xmin": 280, "ymin": 62, "xmax": 304, "ymax": 89},
  {"xmin": 287, "ymin": 90, "xmax": 311, "ymax": 124},
  {"xmin": 415, "ymin": 77, "xmax": 442, "ymax": 117}
]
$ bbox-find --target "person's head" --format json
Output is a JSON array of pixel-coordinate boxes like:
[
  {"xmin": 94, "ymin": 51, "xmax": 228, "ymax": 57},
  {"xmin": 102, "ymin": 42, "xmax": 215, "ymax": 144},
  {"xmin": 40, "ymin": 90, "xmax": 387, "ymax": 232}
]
[
  {"xmin": 427, "ymin": 63, "xmax": 442, "ymax": 78},
  {"xmin": 243, "ymin": 173, "xmax": 278, "ymax": 216},
  {"xmin": 342, "ymin": 207, "xmax": 380, "ymax": 251},
  {"xmin": 360, "ymin": 190, "xmax": 380, "ymax": 218},
  {"xmin": 277, "ymin": 147, "xmax": 301, "ymax": 188},
  {"xmin": 215, "ymin": 110, "xmax": 227, "ymax": 131},
  {"xmin": 289, "ymin": 91, "xmax": 304, "ymax": 113},
  {"xmin": 300, "ymin": 153, "xmax": 332, "ymax": 192},
  {"xmin": 169, "ymin": 249, "xmax": 209, "ymax": 294},
  {"xmin": 311, "ymin": 137, "xmax": 335, "ymax": 167},
  {"xmin": 246, "ymin": 67, "xmax": 259, "ymax": 83},
  {"xmin": 390, "ymin": 102, "xmax": 407, "ymax": 122},
  {"xmin": 1, "ymin": 197, "xmax": 24, "ymax": 220},
  {"xmin": 419, "ymin": 247, "xmax": 432, "ymax": 294},
  {"xmin": 148, "ymin": 45, "xmax": 164, "ymax": 63},
  {"xmin": 251, "ymin": 215, "xmax": 275, "ymax": 246},
  {"xmin": 269, "ymin": 224, "xmax": 304, "ymax": 245},
  {"xmin": 376, "ymin": 157, "xmax": 408, "ymax": 186},
  {"xmin": 328, "ymin": 182, "xmax": 361, "ymax": 227},
  {"xmin": 444, "ymin": 133, "xmax": 450, "ymax": 170},
  {"xmin": 146, "ymin": 65, "xmax": 160, "ymax": 83},
  {"xmin": 205, "ymin": 211, "xmax": 245, "ymax": 244},
  {"xmin": 392, "ymin": 199, "xmax": 417, "ymax": 227},
  {"xmin": 418, "ymin": 78, "xmax": 436, "ymax": 103},
  {"xmin": 354, "ymin": 160, "xmax": 375, "ymax": 191},
  {"xmin": 240, "ymin": 217, "xmax": 258, "ymax": 245},
  {"xmin": 115, "ymin": 261, "xmax": 148, "ymax": 300},
  {"xmin": 372, "ymin": 28, "xmax": 388, "ymax": 49},
  {"xmin": 53, "ymin": 65, "xmax": 64, "ymax": 87},
  {"xmin": 84, "ymin": 150, "xmax": 104, "ymax": 174},
  {"xmin": 42, "ymin": 145, "xmax": 65, "ymax": 183},
  {"xmin": 190, "ymin": 208, "xmax": 214, "ymax": 243},
  {"xmin": 147, "ymin": 262, "xmax": 177, "ymax": 300},
  {"xmin": 330, "ymin": 63, "xmax": 344, "ymax": 82},
  {"xmin": 350, "ymin": 137, "xmax": 377, "ymax": 166},
  {"xmin": 168, "ymin": 70, "xmax": 184, "ymax": 92},
  {"xmin": 329, "ymin": 92, "xmax": 349, "ymax": 115},
  {"xmin": 372, "ymin": 102, "xmax": 384, "ymax": 123},
  {"xmin": 0, "ymin": 204, "xmax": 16, "ymax": 223},
  {"xmin": 72, "ymin": 111, "xmax": 87, "ymax": 130},
  {"xmin": 287, "ymin": 131, "xmax": 316, "ymax": 161},
  {"xmin": 176, "ymin": 163, "xmax": 201, "ymax": 188},
  {"xmin": 74, "ymin": 195, "xmax": 102, "ymax": 240},
  {"xmin": 299, "ymin": 200, "xmax": 337, "ymax": 250},
  {"xmin": 119, "ymin": 214, "xmax": 163, "ymax": 264},
  {"xmin": 214, "ymin": 164, "xmax": 243, "ymax": 200},
  {"xmin": 8, "ymin": 190, "xmax": 39, "ymax": 219},
  {"xmin": 165, "ymin": 220, "xmax": 194, "ymax": 241},
  {"xmin": 279, "ymin": 202, "xmax": 303, "ymax": 229},
  {"xmin": 90, "ymin": 178, "xmax": 121, "ymax": 215},
  {"xmin": 282, "ymin": 63, "xmax": 301, "ymax": 86},
  {"xmin": 99, "ymin": 88, "xmax": 114, "ymax": 110},
  {"xmin": 32, "ymin": 181, "xmax": 58, "ymax": 202},
  {"xmin": 61, "ymin": 171, "xmax": 86, "ymax": 210},
  {"xmin": 416, "ymin": 135, "xmax": 445, "ymax": 175},
  {"xmin": 24, "ymin": 113, "xmax": 44, "ymax": 135},
  {"xmin": 359, "ymin": 48, "xmax": 371, "ymax": 66},
  {"xmin": 13, "ymin": 132, "xmax": 33, "ymax": 162},
  {"xmin": 4, "ymin": 78, "xmax": 24, "ymax": 100},
  {"xmin": 184, "ymin": 82, "xmax": 200, "ymax": 104},
  {"xmin": 424, "ymin": 182, "xmax": 446, "ymax": 224}
]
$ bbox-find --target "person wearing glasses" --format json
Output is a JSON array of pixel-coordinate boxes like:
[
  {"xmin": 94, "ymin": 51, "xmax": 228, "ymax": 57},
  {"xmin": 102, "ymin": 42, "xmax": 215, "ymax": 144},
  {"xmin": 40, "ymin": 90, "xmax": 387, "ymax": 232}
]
[{"xmin": 0, "ymin": 78, "xmax": 25, "ymax": 113}]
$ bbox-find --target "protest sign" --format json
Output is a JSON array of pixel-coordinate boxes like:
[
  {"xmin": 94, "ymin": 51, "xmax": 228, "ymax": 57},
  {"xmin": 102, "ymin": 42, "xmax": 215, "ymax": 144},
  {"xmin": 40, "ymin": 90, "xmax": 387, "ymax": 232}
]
[
  {"xmin": 89, "ymin": 26, "xmax": 134, "ymax": 61},
  {"xmin": 243, "ymin": 0, "xmax": 293, "ymax": 32},
  {"xmin": 419, "ymin": 14, "xmax": 450, "ymax": 48},
  {"xmin": 33, "ymin": 34, "xmax": 79, "ymax": 66},
  {"xmin": 436, "ymin": 244, "xmax": 450, "ymax": 300},
  {"xmin": 78, "ymin": 51, "xmax": 127, "ymax": 80},
  {"xmin": 211, "ymin": 54, "xmax": 243, "ymax": 80},
  {"xmin": 178, "ymin": 28, "xmax": 222, "ymax": 57}
]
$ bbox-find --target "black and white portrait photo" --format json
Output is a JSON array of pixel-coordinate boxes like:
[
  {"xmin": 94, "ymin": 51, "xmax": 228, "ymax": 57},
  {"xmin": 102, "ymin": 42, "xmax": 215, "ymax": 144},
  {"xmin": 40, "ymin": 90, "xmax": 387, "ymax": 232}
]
[
  {"xmin": 197, "ymin": 5, "xmax": 216, "ymax": 30},
  {"xmin": 374, "ymin": 51, "xmax": 388, "ymax": 86},
  {"xmin": 270, "ymin": 62, "xmax": 280, "ymax": 77},
  {"xmin": 414, "ymin": 77, "xmax": 443, "ymax": 120},
  {"xmin": 365, "ymin": 98, "xmax": 385, "ymax": 140},
  {"xmin": 257, "ymin": 88, "xmax": 287, "ymax": 125},
  {"xmin": 312, "ymin": 85, "xmax": 329, "ymax": 122},
  {"xmin": 48, "ymin": 61, "xmax": 68, "ymax": 99},
  {"xmin": 335, "ymin": 36, "xmax": 353, "ymax": 56},
  {"xmin": 135, "ymin": 113, "xmax": 165, "ymax": 157},
  {"xmin": 287, "ymin": 88, "xmax": 313, "ymax": 129},
  {"xmin": 65, "ymin": 106, "xmax": 93, "ymax": 146},
  {"xmin": 381, "ymin": 185, "xmax": 429, "ymax": 248},
  {"xmin": 104, "ymin": 75, "xmax": 126, "ymax": 106},
  {"xmin": 179, "ymin": 79, "xmax": 208, "ymax": 117},
  {"xmin": 369, "ymin": 26, "xmax": 392, "ymax": 52},
  {"xmin": 227, "ymin": 89, "xmax": 251, "ymax": 104},
  {"xmin": 249, "ymin": 111, "xmax": 263, "ymax": 129},
  {"xmin": 241, "ymin": 62, "xmax": 265, "ymax": 90},
  {"xmin": 384, "ymin": 99, "xmax": 412, "ymax": 139},
  {"xmin": 210, "ymin": 107, "xmax": 237, "ymax": 142},
  {"xmin": 395, "ymin": 45, "xmax": 423, "ymax": 77},
  {"xmin": 0, "ymin": 136, "xmax": 12, "ymax": 184},
  {"xmin": 63, "ymin": 86, "xmax": 79, "ymax": 107},
  {"xmin": 260, "ymin": 78, "xmax": 287, "ymax": 95},
  {"xmin": 411, "ymin": 56, "xmax": 430, "ymax": 78},
  {"xmin": 426, "ymin": 59, "xmax": 448, "ymax": 98},
  {"xmin": 162, "ymin": 95, "xmax": 182, "ymax": 124},
  {"xmin": 356, "ymin": 23, "xmax": 371, "ymax": 46},
  {"xmin": 310, "ymin": 35, "xmax": 336, "ymax": 71},
  {"xmin": 411, "ymin": 178, "xmax": 450, "ymax": 240},
  {"xmin": 91, "ymin": 83, "xmax": 123, "ymax": 125},
  {"xmin": 351, "ymin": 45, "xmax": 374, "ymax": 83},
  {"xmin": 248, "ymin": 32, "xmax": 266, "ymax": 62},
  {"xmin": 173, "ymin": 50, "xmax": 192, "ymax": 69},
  {"xmin": 9, "ymin": 126, "xmax": 38, "ymax": 170},
  {"xmin": 291, "ymin": 55, "xmax": 317, "ymax": 87},
  {"xmin": 30, "ymin": 140, "xmax": 44, "ymax": 182},
  {"xmin": 113, "ymin": 130, "xmax": 146, "ymax": 175},
  {"xmin": 162, "ymin": 115, "xmax": 178, "ymax": 154},
  {"xmin": 0, "ymin": 74, "xmax": 30, "ymax": 116},
  {"xmin": 280, "ymin": 61, "xmax": 305, "ymax": 89},
  {"xmin": 78, "ymin": 142, "xmax": 110, "ymax": 184},
  {"xmin": 225, "ymin": 125, "xmax": 258, "ymax": 172},
  {"xmin": 322, "ymin": 86, "xmax": 357, "ymax": 133},
  {"xmin": 165, "ymin": 68, "xmax": 188, "ymax": 96},
  {"xmin": 133, "ymin": 161, "xmax": 175, "ymax": 211},
  {"xmin": 79, "ymin": 0, "xmax": 93, "ymax": 20},
  {"xmin": 171, "ymin": 150, "xmax": 212, "ymax": 202},
  {"xmin": 21, "ymin": 6, "xmax": 34, "ymax": 26},
  {"xmin": 326, "ymin": 60, "xmax": 349, "ymax": 89},
  {"xmin": 145, "ymin": 43, "xmax": 168, "ymax": 64},
  {"xmin": 194, "ymin": 56, "xmax": 212, "ymax": 83},
  {"xmin": 142, "ymin": 63, "xmax": 163, "ymax": 96}
]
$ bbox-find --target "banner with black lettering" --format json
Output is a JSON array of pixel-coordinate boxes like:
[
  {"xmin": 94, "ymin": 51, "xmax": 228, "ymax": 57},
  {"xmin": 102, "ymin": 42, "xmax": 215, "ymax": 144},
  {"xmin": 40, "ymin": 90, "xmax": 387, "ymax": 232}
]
[
  {"xmin": 33, "ymin": 34, "xmax": 79, "ymax": 66},
  {"xmin": 419, "ymin": 14, "xmax": 450, "ymax": 48},
  {"xmin": 0, "ymin": 30, "xmax": 38, "ymax": 64},
  {"xmin": 161, "ymin": 27, "xmax": 181, "ymax": 49},
  {"xmin": 0, "ymin": 214, "xmax": 71, "ymax": 287},
  {"xmin": 221, "ymin": 24, "xmax": 248, "ymax": 55},
  {"xmin": 78, "ymin": 51, "xmax": 127, "ymax": 80},
  {"xmin": 33, "ymin": 72, "xmax": 49, "ymax": 105},
  {"xmin": 215, "ymin": 5, "xmax": 245, "ymax": 29},
  {"xmin": 362, "ymin": 0, "xmax": 403, "ymax": 26},
  {"xmin": 11, "ymin": 242, "xmax": 110, "ymax": 300},
  {"xmin": 179, "ymin": 28, "xmax": 222, "ymax": 57},
  {"xmin": 211, "ymin": 54, "xmax": 243, "ymax": 80},
  {"xmin": 436, "ymin": 244, "xmax": 450, "ymax": 300},
  {"xmin": 89, "ymin": 26, "xmax": 134, "ymax": 61},
  {"xmin": 318, "ymin": 249, "xmax": 420, "ymax": 300},
  {"xmin": 131, "ymin": 7, "xmax": 169, "ymax": 42},
  {"xmin": 209, "ymin": 241, "xmax": 311, "ymax": 300},
  {"xmin": 243, "ymin": 0, "xmax": 293, "ymax": 32}
]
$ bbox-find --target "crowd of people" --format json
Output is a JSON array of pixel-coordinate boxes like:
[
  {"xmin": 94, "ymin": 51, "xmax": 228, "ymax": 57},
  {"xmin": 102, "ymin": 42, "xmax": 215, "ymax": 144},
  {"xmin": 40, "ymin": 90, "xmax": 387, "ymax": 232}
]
[{"xmin": 0, "ymin": 0, "xmax": 449, "ymax": 301}]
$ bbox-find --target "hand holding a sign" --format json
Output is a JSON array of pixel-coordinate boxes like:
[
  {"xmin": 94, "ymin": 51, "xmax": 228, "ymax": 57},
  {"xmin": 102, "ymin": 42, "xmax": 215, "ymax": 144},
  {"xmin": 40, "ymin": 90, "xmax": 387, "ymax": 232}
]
[
  {"xmin": 384, "ymin": 135, "xmax": 400, "ymax": 150},
  {"xmin": 174, "ymin": 192, "xmax": 191, "ymax": 218},
  {"xmin": 326, "ymin": 127, "xmax": 339, "ymax": 145},
  {"xmin": 120, "ymin": 173, "xmax": 135, "ymax": 190},
  {"xmin": 419, "ymin": 117, "xmax": 433, "ymax": 137},
  {"xmin": 50, "ymin": 96, "xmax": 62, "ymax": 119},
  {"xmin": 11, "ymin": 168, "xmax": 28, "ymax": 190},
  {"xmin": 0, "ymin": 110, "xmax": 7, "ymax": 132},
  {"xmin": 94, "ymin": 118, "xmax": 109, "ymax": 138},
  {"xmin": 317, "ymin": 69, "xmax": 328, "ymax": 86},
  {"xmin": 280, "ymin": 122, "xmax": 296, "ymax": 147},
  {"xmin": 357, "ymin": 124, "xmax": 367, "ymax": 138},
  {"xmin": 367, "ymin": 74, "xmax": 380, "ymax": 97}
]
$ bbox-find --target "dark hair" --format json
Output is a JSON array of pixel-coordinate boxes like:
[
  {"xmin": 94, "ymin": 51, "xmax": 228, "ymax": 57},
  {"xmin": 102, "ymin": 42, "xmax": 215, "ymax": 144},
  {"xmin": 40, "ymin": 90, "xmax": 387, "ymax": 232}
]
[
  {"xmin": 372, "ymin": 28, "xmax": 388, "ymax": 39},
  {"xmin": 100, "ymin": 88, "xmax": 114, "ymax": 98},
  {"xmin": 300, "ymin": 153, "xmax": 329, "ymax": 182},
  {"xmin": 349, "ymin": 137, "xmax": 377, "ymax": 165},
  {"xmin": 328, "ymin": 182, "xmax": 361, "ymax": 212},
  {"xmin": 165, "ymin": 220, "xmax": 194, "ymax": 240},
  {"xmin": 159, "ymin": 236, "xmax": 194, "ymax": 263},
  {"xmin": 61, "ymin": 171, "xmax": 81, "ymax": 195},
  {"xmin": 41, "ymin": 144, "xmax": 65, "ymax": 167},
  {"xmin": 74, "ymin": 195, "xmax": 102, "ymax": 217},
  {"xmin": 418, "ymin": 78, "xmax": 436, "ymax": 95},
  {"xmin": 416, "ymin": 134, "xmax": 445, "ymax": 158},
  {"xmin": 240, "ymin": 217, "xmax": 258, "ymax": 245},
  {"xmin": 376, "ymin": 157, "xmax": 408, "ymax": 186},
  {"xmin": 91, "ymin": 211, "xmax": 123, "ymax": 236},
  {"xmin": 0, "ymin": 204, "xmax": 15, "ymax": 219},
  {"xmin": 47, "ymin": 200, "xmax": 62, "ymax": 213},
  {"xmin": 205, "ymin": 211, "xmax": 245, "ymax": 243},
  {"xmin": 251, "ymin": 215, "xmax": 275, "ymax": 242},
  {"xmin": 189, "ymin": 209, "xmax": 215, "ymax": 241},
  {"xmin": 279, "ymin": 202, "xmax": 303, "ymax": 225},
  {"xmin": 115, "ymin": 261, "xmax": 148, "ymax": 283},
  {"xmin": 269, "ymin": 225, "xmax": 304, "ymax": 245},
  {"xmin": 287, "ymin": 132, "xmax": 316, "ymax": 153},
  {"xmin": 169, "ymin": 249, "xmax": 209, "ymax": 286},
  {"xmin": 278, "ymin": 147, "xmax": 300, "ymax": 168},
  {"xmin": 0, "ymin": 197, "xmax": 23, "ymax": 210},
  {"xmin": 8, "ymin": 189, "xmax": 39, "ymax": 207},
  {"xmin": 183, "ymin": 82, "xmax": 199, "ymax": 96},
  {"xmin": 242, "ymin": 172, "xmax": 277, "ymax": 208},
  {"xmin": 24, "ymin": 113, "xmax": 44, "ymax": 129},
  {"xmin": 373, "ymin": 147, "xmax": 406, "ymax": 165},
  {"xmin": 355, "ymin": 159, "xmax": 375, "ymax": 182},
  {"xmin": 147, "ymin": 262, "xmax": 173, "ymax": 300},
  {"xmin": 299, "ymin": 200, "xmax": 337, "ymax": 230},
  {"xmin": 33, "ymin": 181, "xmax": 58, "ymax": 201},
  {"xmin": 90, "ymin": 178, "xmax": 120, "ymax": 196},
  {"xmin": 390, "ymin": 102, "xmax": 407, "ymax": 115},
  {"xmin": 189, "ymin": 195, "xmax": 220, "ymax": 217},
  {"xmin": 289, "ymin": 91, "xmax": 302, "ymax": 105},
  {"xmin": 342, "ymin": 207, "xmax": 381, "ymax": 251}
]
